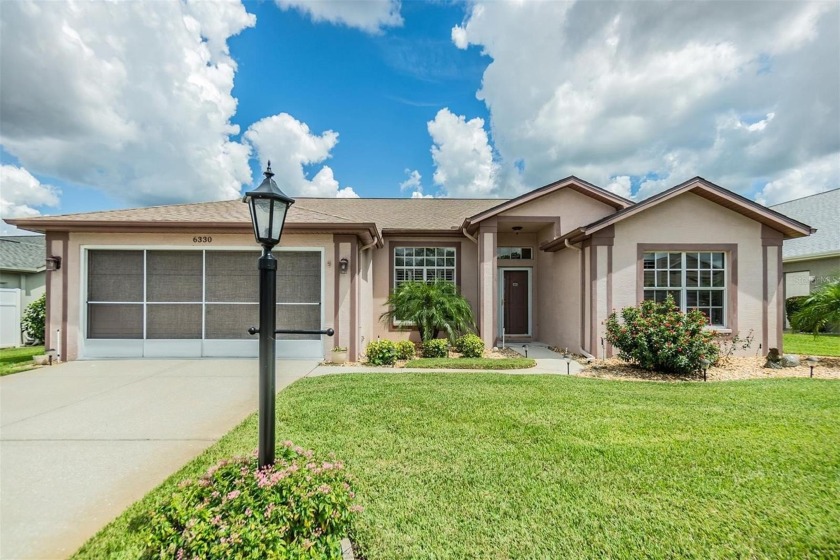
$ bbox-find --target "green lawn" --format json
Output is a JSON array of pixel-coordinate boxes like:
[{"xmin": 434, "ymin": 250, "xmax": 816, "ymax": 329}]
[
  {"xmin": 784, "ymin": 332, "xmax": 840, "ymax": 356},
  {"xmin": 404, "ymin": 357, "xmax": 535, "ymax": 369},
  {"xmin": 75, "ymin": 374, "xmax": 840, "ymax": 559},
  {"xmin": 0, "ymin": 345, "xmax": 44, "ymax": 376}
]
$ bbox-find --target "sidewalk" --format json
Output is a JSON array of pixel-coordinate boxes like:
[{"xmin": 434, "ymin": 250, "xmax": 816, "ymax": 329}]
[{"xmin": 309, "ymin": 348, "xmax": 584, "ymax": 377}]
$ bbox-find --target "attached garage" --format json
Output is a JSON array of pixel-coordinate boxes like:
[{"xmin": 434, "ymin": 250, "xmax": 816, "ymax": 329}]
[{"xmin": 82, "ymin": 247, "xmax": 324, "ymax": 359}]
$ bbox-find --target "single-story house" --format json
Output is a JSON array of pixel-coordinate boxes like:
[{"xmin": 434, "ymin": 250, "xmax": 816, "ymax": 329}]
[
  {"xmin": 0, "ymin": 235, "xmax": 46, "ymax": 347},
  {"xmin": 5, "ymin": 176, "xmax": 814, "ymax": 362},
  {"xmin": 769, "ymin": 189, "xmax": 839, "ymax": 300}
]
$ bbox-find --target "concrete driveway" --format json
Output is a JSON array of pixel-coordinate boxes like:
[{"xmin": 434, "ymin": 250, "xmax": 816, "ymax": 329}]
[{"xmin": 0, "ymin": 359, "xmax": 317, "ymax": 560}]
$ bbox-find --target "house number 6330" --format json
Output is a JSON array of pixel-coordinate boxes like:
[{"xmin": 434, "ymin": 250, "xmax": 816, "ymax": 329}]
[{"xmin": 193, "ymin": 236, "xmax": 213, "ymax": 243}]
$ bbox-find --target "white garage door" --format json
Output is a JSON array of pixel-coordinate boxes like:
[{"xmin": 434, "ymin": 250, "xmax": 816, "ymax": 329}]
[{"xmin": 82, "ymin": 248, "xmax": 324, "ymax": 359}]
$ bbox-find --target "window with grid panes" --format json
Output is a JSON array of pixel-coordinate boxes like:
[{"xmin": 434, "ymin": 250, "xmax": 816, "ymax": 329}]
[
  {"xmin": 393, "ymin": 247, "xmax": 456, "ymax": 290},
  {"xmin": 642, "ymin": 251, "xmax": 726, "ymax": 326}
]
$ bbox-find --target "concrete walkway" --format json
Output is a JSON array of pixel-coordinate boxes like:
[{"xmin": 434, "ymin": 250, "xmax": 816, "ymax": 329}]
[
  {"xmin": 310, "ymin": 346, "xmax": 584, "ymax": 377},
  {"xmin": 0, "ymin": 359, "xmax": 317, "ymax": 560}
]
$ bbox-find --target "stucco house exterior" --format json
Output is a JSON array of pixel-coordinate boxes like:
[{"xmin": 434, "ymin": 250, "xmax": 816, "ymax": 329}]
[
  {"xmin": 769, "ymin": 189, "xmax": 839, "ymax": 301},
  {"xmin": 5, "ymin": 176, "xmax": 813, "ymax": 362},
  {"xmin": 0, "ymin": 235, "xmax": 46, "ymax": 347}
]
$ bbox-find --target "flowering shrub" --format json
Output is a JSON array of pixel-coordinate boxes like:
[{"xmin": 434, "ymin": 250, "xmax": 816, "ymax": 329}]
[
  {"xmin": 455, "ymin": 334, "xmax": 484, "ymax": 358},
  {"xmin": 394, "ymin": 340, "xmax": 416, "ymax": 360},
  {"xmin": 145, "ymin": 443, "xmax": 361, "ymax": 560},
  {"xmin": 422, "ymin": 338, "xmax": 449, "ymax": 358},
  {"xmin": 366, "ymin": 339, "xmax": 397, "ymax": 365},
  {"xmin": 605, "ymin": 295, "xmax": 719, "ymax": 374}
]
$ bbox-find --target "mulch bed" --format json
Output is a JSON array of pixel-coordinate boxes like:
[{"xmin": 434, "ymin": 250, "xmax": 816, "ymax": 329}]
[{"xmin": 582, "ymin": 356, "xmax": 840, "ymax": 382}]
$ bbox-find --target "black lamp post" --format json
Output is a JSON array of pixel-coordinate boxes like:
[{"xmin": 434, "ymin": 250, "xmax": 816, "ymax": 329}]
[{"xmin": 243, "ymin": 162, "xmax": 295, "ymax": 468}]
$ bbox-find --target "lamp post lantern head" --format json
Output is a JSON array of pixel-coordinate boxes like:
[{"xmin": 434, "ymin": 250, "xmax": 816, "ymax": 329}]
[{"xmin": 243, "ymin": 161, "xmax": 295, "ymax": 249}]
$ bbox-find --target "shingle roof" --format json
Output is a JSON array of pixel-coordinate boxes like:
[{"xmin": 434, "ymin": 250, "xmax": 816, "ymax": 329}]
[
  {"xmin": 0, "ymin": 235, "xmax": 45, "ymax": 272},
  {"xmin": 5, "ymin": 197, "xmax": 504, "ymax": 232},
  {"xmin": 770, "ymin": 188, "xmax": 840, "ymax": 259}
]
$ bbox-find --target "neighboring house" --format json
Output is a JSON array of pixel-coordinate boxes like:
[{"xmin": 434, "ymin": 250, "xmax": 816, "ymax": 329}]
[
  {"xmin": 770, "ymin": 188, "xmax": 839, "ymax": 300},
  {"xmin": 5, "ymin": 176, "xmax": 813, "ymax": 362},
  {"xmin": 0, "ymin": 235, "xmax": 46, "ymax": 347}
]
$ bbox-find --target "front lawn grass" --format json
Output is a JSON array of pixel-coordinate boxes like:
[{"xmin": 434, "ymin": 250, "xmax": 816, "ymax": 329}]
[
  {"xmin": 784, "ymin": 332, "xmax": 840, "ymax": 356},
  {"xmin": 0, "ymin": 345, "xmax": 44, "ymax": 376},
  {"xmin": 404, "ymin": 357, "xmax": 535, "ymax": 369},
  {"xmin": 75, "ymin": 374, "xmax": 840, "ymax": 559}
]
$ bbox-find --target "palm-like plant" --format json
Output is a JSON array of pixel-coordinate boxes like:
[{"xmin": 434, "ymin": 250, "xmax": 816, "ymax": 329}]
[
  {"xmin": 380, "ymin": 280, "xmax": 475, "ymax": 342},
  {"xmin": 791, "ymin": 279, "xmax": 840, "ymax": 335}
]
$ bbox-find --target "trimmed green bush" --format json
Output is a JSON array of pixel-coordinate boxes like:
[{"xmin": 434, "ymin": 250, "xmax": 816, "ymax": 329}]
[
  {"xmin": 380, "ymin": 280, "xmax": 475, "ymax": 342},
  {"xmin": 786, "ymin": 296, "xmax": 808, "ymax": 326},
  {"xmin": 422, "ymin": 338, "xmax": 449, "ymax": 358},
  {"xmin": 21, "ymin": 294, "xmax": 46, "ymax": 343},
  {"xmin": 145, "ymin": 443, "xmax": 361, "ymax": 559},
  {"xmin": 605, "ymin": 295, "xmax": 719, "ymax": 374},
  {"xmin": 366, "ymin": 339, "xmax": 397, "ymax": 366},
  {"xmin": 394, "ymin": 340, "xmax": 416, "ymax": 360},
  {"xmin": 455, "ymin": 333, "xmax": 484, "ymax": 358}
]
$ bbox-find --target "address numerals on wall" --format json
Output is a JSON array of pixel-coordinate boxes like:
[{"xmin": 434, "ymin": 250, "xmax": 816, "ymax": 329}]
[{"xmin": 192, "ymin": 236, "xmax": 213, "ymax": 243}]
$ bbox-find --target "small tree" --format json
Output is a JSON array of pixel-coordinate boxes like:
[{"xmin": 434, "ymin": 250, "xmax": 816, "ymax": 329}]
[
  {"xmin": 380, "ymin": 280, "xmax": 475, "ymax": 342},
  {"xmin": 791, "ymin": 279, "xmax": 840, "ymax": 335},
  {"xmin": 21, "ymin": 294, "xmax": 46, "ymax": 343},
  {"xmin": 605, "ymin": 295, "xmax": 719, "ymax": 374}
]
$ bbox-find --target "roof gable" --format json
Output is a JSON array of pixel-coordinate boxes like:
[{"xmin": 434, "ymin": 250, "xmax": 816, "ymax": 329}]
[
  {"xmin": 543, "ymin": 177, "xmax": 815, "ymax": 251},
  {"xmin": 464, "ymin": 176, "xmax": 633, "ymax": 230}
]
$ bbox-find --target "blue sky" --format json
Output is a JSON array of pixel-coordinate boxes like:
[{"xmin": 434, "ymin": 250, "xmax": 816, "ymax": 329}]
[{"xmin": 1, "ymin": 0, "xmax": 838, "ymax": 234}]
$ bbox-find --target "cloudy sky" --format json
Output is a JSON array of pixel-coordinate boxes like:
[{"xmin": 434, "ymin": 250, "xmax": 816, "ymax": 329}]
[{"xmin": 1, "ymin": 0, "xmax": 838, "ymax": 234}]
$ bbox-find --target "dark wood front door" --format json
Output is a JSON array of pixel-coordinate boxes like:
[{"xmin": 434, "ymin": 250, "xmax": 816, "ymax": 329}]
[{"xmin": 503, "ymin": 270, "xmax": 529, "ymax": 335}]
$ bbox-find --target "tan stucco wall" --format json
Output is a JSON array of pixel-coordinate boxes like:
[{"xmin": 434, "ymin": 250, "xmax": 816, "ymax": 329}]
[
  {"xmin": 612, "ymin": 192, "xmax": 770, "ymax": 356},
  {"xmin": 370, "ymin": 236, "xmax": 479, "ymax": 346},
  {"xmin": 501, "ymin": 188, "xmax": 618, "ymax": 233},
  {"xmin": 535, "ymin": 225, "xmax": 582, "ymax": 352},
  {"xmin": 55, "ymin": 231, "xmax": 335, "ymax": 361}
]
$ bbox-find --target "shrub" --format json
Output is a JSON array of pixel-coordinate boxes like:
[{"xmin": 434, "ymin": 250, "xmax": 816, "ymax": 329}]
[
  {"xmin": 145, "ymin": 443, "xmax": 361, "ymax": 560},
  {"xmin": 21, "ymin": 294, "xmax": 46, "ymax": 343},
  {"xmin": 366, "ymin": 339, "xmax": 397, "ymax": 365},
  {"xmin": 394, "ymin": 340, "xmax": 416, "ymax": 360},
  {"xmin": 380, "ymin": 281, "xmax": 475, "ymax": 342},
  {"xmin": 455, "ymin": 333, "xmax": 484, "ymax": 358},
  {"xmin": 605, "ymin": 295, "xmax": 719, "ymax": 374},
  {"xmin": 785, "ymin": 296, "xmax": 808, "ymax": 326},
  {"xmin": 422, "ymin": 338, "xmax": 449, "ymax": 358},
  {"xmin": 791, "ymin": 280, "xmax": 840, "ymax": 335}
]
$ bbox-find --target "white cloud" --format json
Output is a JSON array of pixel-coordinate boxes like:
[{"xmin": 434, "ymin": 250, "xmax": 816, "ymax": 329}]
[
  {"xmin": 427, "ymin": 108, "xmax": 500, "ymax": 197},
  {"xmin": 0, "ymin": 0, "xmax": 255, "ymax": 206},
  {"xmin": 245, "ymin": 113, "xmax": 358, "ymax": 198},
  {"xmin": 276, "ymin": 0, "xmax": 402, "ymax": 33},
  {"xmin": 605, "ymin": 176, "xmax": 632, "ymax": 199},
  {"xmin": 0, "ymin": 164, "xmax": 60, "ymax": 234},
  {"xmin": 452, "ymin": 1, "xmax": 839, "ymax": 201},
  {"xmin": 755, "ymin": 154, "xmax": 840, "ymax": 206},
  {"xmin": 399, "ymin": 168, "xmax": 433, "ymax": 198}
]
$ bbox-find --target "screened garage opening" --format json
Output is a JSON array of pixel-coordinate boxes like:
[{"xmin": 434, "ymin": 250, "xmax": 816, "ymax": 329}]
[{"xmin": 83, "ymin": 248, "xmax": 324, "ymax": 359}]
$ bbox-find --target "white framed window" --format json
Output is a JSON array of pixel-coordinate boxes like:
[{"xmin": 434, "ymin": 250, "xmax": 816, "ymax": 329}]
[
  {"xmin": 642, "ymin": 251, "xmax": 726, "ymax": 326},
  {"xmin": 393, "ymin": 246, "xmax": 456, "ymax": 290},
  {"xmin": 497, "ymin": 247, "xmax": 533, "ymax": 260}
]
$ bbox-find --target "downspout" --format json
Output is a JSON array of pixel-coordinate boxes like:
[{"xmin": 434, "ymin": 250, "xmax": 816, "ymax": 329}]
[
  {"xmin": 360, "ymin": 239, "xmax": 377, "ymax": 251},
  {"xmin": 462, "ymin": 227, "xmax": 478, "ymax": 244},
  {"xmin": 564, "ymin": 238, "xmax": 581, "ymax": 252}
]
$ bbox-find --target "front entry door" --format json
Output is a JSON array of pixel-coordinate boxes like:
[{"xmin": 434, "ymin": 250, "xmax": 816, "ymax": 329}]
[{"xmin": 503, "ymin": 270, "xmax": 529, "ymax": 335}]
